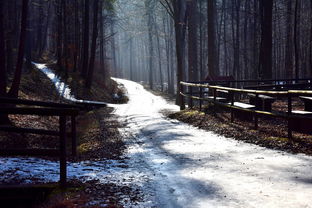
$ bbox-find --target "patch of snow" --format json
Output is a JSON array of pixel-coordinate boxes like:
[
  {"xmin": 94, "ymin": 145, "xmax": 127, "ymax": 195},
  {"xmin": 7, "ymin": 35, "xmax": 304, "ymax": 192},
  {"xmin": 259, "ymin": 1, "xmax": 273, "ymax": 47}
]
[
  {"xmin": 2, "ymin": 76, "xmax": 312, "ymax": 207},
  {"xmin": 33, "ymin": 63, "xmax": 108, "ymax": 105},
  {"xmin": 34, "ymin": 63, "xmax": 77, "ymax": 102},
  {"xmin": 109, "ymin": 78, "xmax": 312, "ymax": 208}
]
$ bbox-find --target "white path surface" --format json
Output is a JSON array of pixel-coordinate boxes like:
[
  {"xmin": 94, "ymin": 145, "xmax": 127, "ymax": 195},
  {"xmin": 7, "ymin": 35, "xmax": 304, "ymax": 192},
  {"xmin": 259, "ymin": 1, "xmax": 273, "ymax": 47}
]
[
  {"xmin": 110, "ymin": 78, "xmax": 312, "ymax": 208},
  {"xmin": 1, "ymin": 78, "xmax": 312, "ymax": 207}
]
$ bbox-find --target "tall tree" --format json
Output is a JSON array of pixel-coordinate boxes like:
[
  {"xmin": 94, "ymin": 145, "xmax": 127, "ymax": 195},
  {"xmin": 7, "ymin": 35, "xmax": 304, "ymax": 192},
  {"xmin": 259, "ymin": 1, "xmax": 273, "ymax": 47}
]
[
  {"xmin": 187, "ymin": 0, "xmax": 198, "ymax": 107},
  {"xmin": 0, "ymin": 1, "xmax": 6, "ymax": 98},
  {"xmin": 8, "ymin": 0, "xmax": 29, "ymax": 98},
  {"xmin": 81, "ymin": 0, "xmax": 90, "ymax": 76},
  {"xmin": 285, "ymin": 0, "xmax": 293, "ymax": 79},
  {"xmin": 172, "ymin": 0, "xmax": 187, "ymax": 107},
  {"xmin": 0, "ymin": 1, "xmax": 8, "ymax": 124},
  {"xmin": 207, "ymin": 0, "xmax": 218, "ymax": 77},
  {"xmin": 146, "ymin": 0, "xmax": 154, "ymax": 90},
  {"xmin": 258, "ymin": 0, "xmax": 273, "ymax": 80},
  {"xmin": 187, "ymin": 0, "xmax": 198, "ymax": 82},
  {"xmin": 86, "ymin": 0, "xmax": 100, "ymax": 88},
  {"xmin": 294, "ymin": 0, "xmax": 299, "ymax": 81}
]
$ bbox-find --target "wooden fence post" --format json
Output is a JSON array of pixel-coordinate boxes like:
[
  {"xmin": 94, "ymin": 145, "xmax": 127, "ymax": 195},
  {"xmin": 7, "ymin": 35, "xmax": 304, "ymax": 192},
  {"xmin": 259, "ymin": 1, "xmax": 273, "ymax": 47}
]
[
  {"xmin": 230, "ymin": 92, "xmax": 234, "ymax": 123},
  {"xmin": 180, "ymin": 83, "xmax": 185, "ymax": 110},
  {"xmin": 213, "ymin": 89, "xmax": 217, "ymax": 102},
  {"xmin": 189, "ymin": 86, "xmax": 193, "ymax": 108},
  {"xmin": 71, "ymin": 115, "xmax": 77, "ymax": 157},
  {"xmin": 287, "ymin": 93, "xmax": 292, "ymax": 139},
  {"xmin": 199, "ymin": 86, "xmax": 202, "ymax": 111},
  {"xmin": 59, "ymin": 116, "xmax": 67, "ymax": 188},
  {"xmin": 254, "ymin": 93, "xmax": 258, "ymax": 130}
]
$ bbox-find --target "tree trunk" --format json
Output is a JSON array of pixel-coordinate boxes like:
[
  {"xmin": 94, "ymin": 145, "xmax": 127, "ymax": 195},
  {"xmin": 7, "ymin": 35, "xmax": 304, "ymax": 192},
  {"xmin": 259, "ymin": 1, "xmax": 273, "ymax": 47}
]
[
  {"xmin": 155, "ymin": 19, "xmax": 164, "ymax": 92},
  {"xmin": 25, "ymin": 4, "xmax": 32, "ymax": 71},
  {"xmin": 310, "ymin": 0, "xmax": 312, "ymax": 76},
  {"xmin": 146, "ymin": 0, "xmax": 154, "ymax": 90},
  {"xmin": 8, "ymin": 0, "xmax": 29, "ymax": 98},
  {"xmin": 258, "ymin": 0, "xmax": 273, "ymax": 80},
  {"xmin": 129, "ymin": 38, "xmax": 134, "ymax": 80},
  {"xmin": 86, "ymin": 0, "xmax": 99, "ymax": 88},
  {"xmin": 41, "ymin": 2, "xmax": 51, "ymax": 55},
  {"xmin": 285, "ymin": 0, "xmax": 293, "ymax": 79},
  {"xmin": 294, "ymin": 0, "xmax": 299, "ymax": 81},
  {"xmin": 187, "ymin": 0, "xmax": 198, "ymax": 107},
  {"xmin": 0, "ymin": 1, "xmax": 6, "ymax": 97},
  {"xmin": 62, "ymin": 0, "xmax": 69, "ymax": 75},
  {"xmin": 73, "ymin": 0, "xmax": 79, "ymax": 72},
  {"xmin": 173, "ymin": 0, "xmax": 187, "ymax": 108},
  {"xmin": 56, "ymin": 0, "xmax": 63, "ymax": 69},
  {"xmin": 81, "ymin": 0, "xmax": 89, "ymax": 77},
  {"xmin": 207, "ymin": 0, "xmax": 218, "ymax": 77},
  {"xmin": 233, "ymin": 0, "xmax": 240, "ymax": 81},
  {"xmin": 0, "ymin": 1, "xmax": 8, "ymax": 124},
  {"xmin": 187, "ymin": 0, "xmax": 198, "ymax": 82}
]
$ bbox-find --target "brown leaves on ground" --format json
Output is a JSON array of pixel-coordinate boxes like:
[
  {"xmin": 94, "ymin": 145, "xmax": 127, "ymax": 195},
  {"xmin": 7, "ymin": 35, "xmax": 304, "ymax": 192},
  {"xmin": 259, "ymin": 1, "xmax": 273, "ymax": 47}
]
[
  {"xmin": 39, "ymin": 180, "xmax": 143, "ymax": 208},
  {"xmin": 75, "ymin": 107, "xmax": 125, "ymax": 161}
]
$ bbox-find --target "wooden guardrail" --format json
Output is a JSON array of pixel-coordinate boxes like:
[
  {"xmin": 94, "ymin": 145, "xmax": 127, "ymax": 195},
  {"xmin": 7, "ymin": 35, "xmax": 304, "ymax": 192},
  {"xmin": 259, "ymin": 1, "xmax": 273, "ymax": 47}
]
[
  {"xmin": 191, "ymin": 78, "xmax": 312, "ymax": 85},
  {"xmin": 180, "ymin": 81, "xmax": 312, "ymax": 139},
  {"xmin": 0, "ymin": 97, "xmax": 80, "ymax": 187}
]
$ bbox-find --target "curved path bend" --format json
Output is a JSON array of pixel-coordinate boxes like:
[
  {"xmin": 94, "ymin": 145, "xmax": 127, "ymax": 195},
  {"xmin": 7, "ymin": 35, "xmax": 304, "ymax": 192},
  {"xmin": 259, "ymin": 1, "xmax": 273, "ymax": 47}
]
[{"xmin": 111, "ymin": 78, "xmax": 312, "ymax": 208}]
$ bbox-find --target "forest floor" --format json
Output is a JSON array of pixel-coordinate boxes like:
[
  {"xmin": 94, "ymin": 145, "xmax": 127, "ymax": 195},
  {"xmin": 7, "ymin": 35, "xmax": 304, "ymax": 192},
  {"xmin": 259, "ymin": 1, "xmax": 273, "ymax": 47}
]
[{"xmin": 0, "ymin": 64, "xmax": 142, "ymax": 208}]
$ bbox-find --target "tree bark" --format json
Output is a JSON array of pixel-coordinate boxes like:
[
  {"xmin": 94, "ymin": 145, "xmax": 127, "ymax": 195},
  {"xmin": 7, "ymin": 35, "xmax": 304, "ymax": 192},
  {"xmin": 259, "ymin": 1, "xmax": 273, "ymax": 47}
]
[
  {"xmin": 8, "ymin": 0, "xmax": 29, "ymax": 98},
  {"xmin": 146, "ymin": 0, "xmax": 154, "ymax": 90},
  {"xmin": 259, "ymin": 0, "xmax": 273, "ymax": 80},
  {"xmin": 86, "ymin": 0, "xmax": 99, "ymax": 88},
  {"xmin": 81, "ymin": 0, "xmax": 89, "ymax": 77},
  {"xmin": 207, "ymin": 0, "xmax": 218, "ymax": 77},
  {"xmin": 285, "ymin": 0, "xmax": 293, "ymax": 79},
  {"xmin": 0, "ymin": 1, "xmax": 6, "ymax": 97},
  {"xmin": 294, "ymin": 0, "xmax": 299, "ymax": 81},
  {"xmin": 187, "ymin": 0, "xmax": 198, "ymax": 82},
  {"xmin": 172, "ymin": 0, "xmax": 187, "ymax": 108}
]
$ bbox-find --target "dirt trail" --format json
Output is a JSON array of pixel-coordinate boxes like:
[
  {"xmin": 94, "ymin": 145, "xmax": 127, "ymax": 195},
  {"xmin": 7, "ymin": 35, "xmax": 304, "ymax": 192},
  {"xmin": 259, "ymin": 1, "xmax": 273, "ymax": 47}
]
[{"xmin": 111, "ymin": 78, "xmax": 312, "ymax": 208}]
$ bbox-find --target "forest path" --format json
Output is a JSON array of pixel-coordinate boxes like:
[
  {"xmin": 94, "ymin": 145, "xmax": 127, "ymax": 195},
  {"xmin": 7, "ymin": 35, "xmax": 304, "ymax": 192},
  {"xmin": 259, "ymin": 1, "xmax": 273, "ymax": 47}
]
[{"xmin": 111, "ymin": 78, "xmax": 312, "ymax": 208}]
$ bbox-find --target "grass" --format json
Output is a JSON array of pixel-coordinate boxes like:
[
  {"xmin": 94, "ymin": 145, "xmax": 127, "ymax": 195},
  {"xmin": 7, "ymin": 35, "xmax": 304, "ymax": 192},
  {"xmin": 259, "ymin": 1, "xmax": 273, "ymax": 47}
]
[
  {"xmin": 182, "ymin": 110, "xmax": 205, "ymax": 116},
  {"xmin": 264, "ymin": 136, "xmax": 290, "ymax": 143}
]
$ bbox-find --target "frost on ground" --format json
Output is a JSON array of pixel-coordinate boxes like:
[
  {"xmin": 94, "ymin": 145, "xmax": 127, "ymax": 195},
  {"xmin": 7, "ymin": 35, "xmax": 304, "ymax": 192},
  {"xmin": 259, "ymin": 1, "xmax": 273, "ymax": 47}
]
[{"xmin": 1, "ymin": 78, "xmax": 312, "ymax": 208}]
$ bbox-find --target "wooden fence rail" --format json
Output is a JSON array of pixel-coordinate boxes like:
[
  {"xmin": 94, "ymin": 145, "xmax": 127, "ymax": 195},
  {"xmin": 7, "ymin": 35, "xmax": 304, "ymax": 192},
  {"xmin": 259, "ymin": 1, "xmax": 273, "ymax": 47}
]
[
  {"xmin": 0, "ymin": 97, "xmax": 80, "ymax": 187},
  {"xmin": 189, "ymin": 78, "xmax": 312, "ymax": 85},
  {"xmin": 180, "ymin": 81, "xmax": 312, "ymax": 139}
]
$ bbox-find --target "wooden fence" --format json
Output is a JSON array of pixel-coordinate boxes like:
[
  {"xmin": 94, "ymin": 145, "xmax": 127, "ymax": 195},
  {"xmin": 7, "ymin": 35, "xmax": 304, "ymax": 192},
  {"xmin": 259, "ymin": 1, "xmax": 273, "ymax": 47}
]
[
  {"xmin": 180, "ymin": 81, "xmax": 312, "ymax": 139},
  {"xmin": 0, "ymin": 97, "xmax": 80, "ymax": 187}
]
